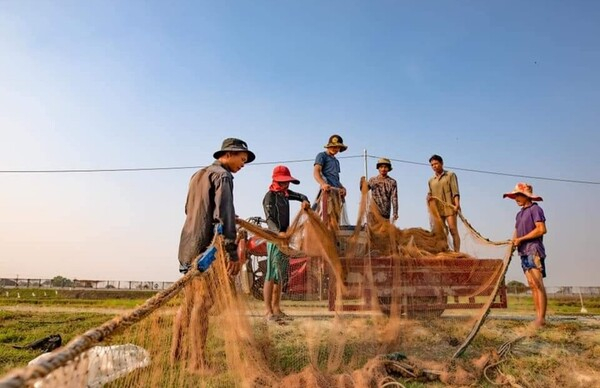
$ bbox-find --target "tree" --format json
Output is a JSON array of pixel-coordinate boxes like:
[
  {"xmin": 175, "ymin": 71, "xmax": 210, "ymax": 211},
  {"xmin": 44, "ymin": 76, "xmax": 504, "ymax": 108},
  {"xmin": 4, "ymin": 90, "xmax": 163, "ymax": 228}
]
[
  {"xmin": 507, "ymin": 280, "xmax": 527, "ymax": 293},
  {"xmin": 51, "ymin": 276, "xmax": 74, "ymax": 288}
]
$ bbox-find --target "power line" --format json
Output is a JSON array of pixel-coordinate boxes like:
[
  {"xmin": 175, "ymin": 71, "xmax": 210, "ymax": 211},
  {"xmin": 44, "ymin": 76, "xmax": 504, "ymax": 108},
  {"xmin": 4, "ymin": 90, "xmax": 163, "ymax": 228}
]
[
  {"xmin": 0, "ymin": 154, "xmax": 598, "ymax": 185},
  {"xmin": 373, "ymin": 155, "xmax": 599, "ymax": 185}
]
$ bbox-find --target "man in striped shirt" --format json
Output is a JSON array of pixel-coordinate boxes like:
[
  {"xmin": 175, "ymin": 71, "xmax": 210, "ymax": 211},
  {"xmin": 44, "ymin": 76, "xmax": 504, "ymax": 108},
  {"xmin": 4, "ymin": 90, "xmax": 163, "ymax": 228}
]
[{"xmin": 366, "ymin": 158, "xmax": 398, "ymax": 223}]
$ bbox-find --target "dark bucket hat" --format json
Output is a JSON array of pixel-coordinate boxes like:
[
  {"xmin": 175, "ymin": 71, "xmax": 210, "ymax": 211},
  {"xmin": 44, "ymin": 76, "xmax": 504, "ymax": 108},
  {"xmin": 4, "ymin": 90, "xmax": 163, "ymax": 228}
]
[
  {"xmin": 213, "ymin": 138, "xmax": 256, "ymax": 163},
  {"xmin": 324, "ymin": 134, "xmax": 348, "ymax": 152},
  {"xmin": 376, "ymin": 157, "xmax": 393, "ymax": 171}
]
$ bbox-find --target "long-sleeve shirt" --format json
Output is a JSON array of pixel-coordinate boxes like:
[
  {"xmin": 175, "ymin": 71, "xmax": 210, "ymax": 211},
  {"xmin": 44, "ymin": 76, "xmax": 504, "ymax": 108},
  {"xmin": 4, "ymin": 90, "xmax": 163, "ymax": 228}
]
[
  {"xmin": 367, "ymin": 175, "xmax": 398, "ymax": 219},
  {"xmin": 178, "ymin": 161, "xmax": 238, "ymax": 266},
  {"xmin": 263, "ymin": 190, "xmax": 309, "ymax": 233}
]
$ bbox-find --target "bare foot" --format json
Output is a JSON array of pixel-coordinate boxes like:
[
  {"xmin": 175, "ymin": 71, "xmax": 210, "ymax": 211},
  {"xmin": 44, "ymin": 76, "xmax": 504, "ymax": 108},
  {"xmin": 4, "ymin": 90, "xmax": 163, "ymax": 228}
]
[
  {"xmin": 533, "ymin": 319, "xmax": 546, "ymax": 328},
  {"xmin": 265, "ymin": 314, "xmax": 287, "ymax": 325},
  {"xmin": 274, "ymin": 311, "xmax": 293, "ymax": 321}
]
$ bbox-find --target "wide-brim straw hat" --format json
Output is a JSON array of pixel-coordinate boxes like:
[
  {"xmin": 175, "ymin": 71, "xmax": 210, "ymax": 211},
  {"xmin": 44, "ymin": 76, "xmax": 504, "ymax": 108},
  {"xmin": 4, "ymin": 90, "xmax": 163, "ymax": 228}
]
[
  {"xmin": 503, "ymin": 182, "xmax": 543, "ymax": 201},
  {"xmin": 213, "ymin": 138, "xmax": 256, "ymax": 163},
  {"xmin": 376, "ymin": 158, "xmax": 392, "ymax": 171},
  {"xmin": 324, "ymin": 134, "xmax": 348, "ymax": 152},
  {"xmin": 272, "ymin": 165, "xmax": 300, "ymax": 184}
]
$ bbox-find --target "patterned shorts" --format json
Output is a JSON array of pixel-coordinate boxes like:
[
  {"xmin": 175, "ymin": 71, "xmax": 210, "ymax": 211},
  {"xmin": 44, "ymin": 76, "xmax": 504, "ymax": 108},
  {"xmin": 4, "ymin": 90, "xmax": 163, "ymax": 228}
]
[{"xmin": 520, "ymin": 254, "xmax": 546, "ymax": 278}]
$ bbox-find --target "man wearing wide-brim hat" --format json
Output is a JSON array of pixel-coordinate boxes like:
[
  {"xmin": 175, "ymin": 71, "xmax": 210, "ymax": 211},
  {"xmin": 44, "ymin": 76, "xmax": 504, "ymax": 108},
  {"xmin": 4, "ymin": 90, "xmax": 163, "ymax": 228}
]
[
  {"xmin": 364, "ymin": 158, "xmax": 398, "ymax": 222},
  {"xmin": 503, "ymin": 182, "xmax": 548, "ymax": 328},
  {"xmin": 313, "ymin": 134, "xmax": 348, "ymax": 227},
  {"xmin": 173, "ymin": 137, "xmax": 255, "ymax": 372}
]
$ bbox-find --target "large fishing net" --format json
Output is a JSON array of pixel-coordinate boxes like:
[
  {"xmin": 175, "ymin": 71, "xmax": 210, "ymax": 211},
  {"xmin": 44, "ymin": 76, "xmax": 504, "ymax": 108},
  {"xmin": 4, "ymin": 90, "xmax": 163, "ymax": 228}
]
[{"xmin": 0, "ymin": 177, "xmax": 514, "ymax": 387}]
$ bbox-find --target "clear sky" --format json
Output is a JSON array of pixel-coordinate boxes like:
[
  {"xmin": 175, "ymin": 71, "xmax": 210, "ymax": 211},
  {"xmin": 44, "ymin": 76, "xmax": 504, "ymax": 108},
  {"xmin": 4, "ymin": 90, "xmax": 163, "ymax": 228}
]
[{"xmin": 1, "ymin": 1, "xmax": 598, "ymax": 286}]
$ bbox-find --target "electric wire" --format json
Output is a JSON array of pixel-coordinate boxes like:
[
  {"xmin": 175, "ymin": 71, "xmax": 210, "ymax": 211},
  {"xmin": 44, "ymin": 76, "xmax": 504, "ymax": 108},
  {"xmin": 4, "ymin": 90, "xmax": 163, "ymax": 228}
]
[{"xmin": 0, "ymin": 154, "xmax": 597, "ymax": 185}]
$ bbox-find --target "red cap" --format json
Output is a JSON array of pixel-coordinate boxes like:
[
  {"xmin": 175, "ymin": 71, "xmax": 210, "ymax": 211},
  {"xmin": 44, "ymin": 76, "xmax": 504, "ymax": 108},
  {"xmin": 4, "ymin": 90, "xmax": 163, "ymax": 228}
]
[{"xmin": 272, "ymin": 165, "xmax": 300, "ymax": 184}]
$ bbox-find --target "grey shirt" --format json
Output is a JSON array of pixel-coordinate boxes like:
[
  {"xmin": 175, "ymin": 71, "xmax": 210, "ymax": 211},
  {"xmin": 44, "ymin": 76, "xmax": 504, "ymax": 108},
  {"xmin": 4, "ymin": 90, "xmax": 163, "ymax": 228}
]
[{"xmin": 178, "ymin": 161, "xmax": 238, "ymax": 266}]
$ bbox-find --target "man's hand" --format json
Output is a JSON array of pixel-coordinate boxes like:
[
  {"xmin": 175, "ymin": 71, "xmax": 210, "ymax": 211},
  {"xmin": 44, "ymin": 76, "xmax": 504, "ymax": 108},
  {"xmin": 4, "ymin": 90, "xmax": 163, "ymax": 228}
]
[
  {"xmin": 301, "ymin": 201, "xmax": 310, "ymax": 210},
  {"xmin": 226, "ymin": 260, "xmax": 241, "ymax": 277},
  {"xmin": 321, "ymin": 183, "xmax": 331, "ymax": 192},
  {"xmin": 360, "ymin": 177, "xmax": 369, "ymax": 194},
  {"xmin": 511, "ymin": 237, "xmax": 522, "ymax": 247},
  {"xmin": 339, "ymin": 187, "xmax": 347, "ymax": 198}
]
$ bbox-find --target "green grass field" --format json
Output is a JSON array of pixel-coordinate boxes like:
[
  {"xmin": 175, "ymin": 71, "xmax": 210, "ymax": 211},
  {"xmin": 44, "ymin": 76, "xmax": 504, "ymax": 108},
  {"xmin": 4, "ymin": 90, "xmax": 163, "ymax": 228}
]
[{"xmin": 1, "ymin": 289, "xmax": 599, "ymax": 386}]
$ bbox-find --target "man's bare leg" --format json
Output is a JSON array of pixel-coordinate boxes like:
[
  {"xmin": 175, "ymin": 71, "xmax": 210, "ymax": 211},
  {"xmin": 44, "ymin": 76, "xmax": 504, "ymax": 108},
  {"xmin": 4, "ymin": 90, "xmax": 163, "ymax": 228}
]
[
  {"xmin": 526, "ymin": 269, "xmax": 547, "ymax": 327},
  {"xmin": 189, "ymin": 298, "xmax": 214, "ymax": 374},
  {"xmin": 446, "ymin": 215, "xmax": 461, "ymax": 252},
  {"xmin": 272, "ymin": 283, "xmax": 282, "ymax": 315},
  {"xmin": 170, "ymin": 303, "xmax": 189, "ymax": 363},
  {"xmin": 187, "ymin": 277, "xmax": 216, "ymax": 374},
  {"xmin": 263, "ymin": 279, "xmax": 274, "ymax": 318}
]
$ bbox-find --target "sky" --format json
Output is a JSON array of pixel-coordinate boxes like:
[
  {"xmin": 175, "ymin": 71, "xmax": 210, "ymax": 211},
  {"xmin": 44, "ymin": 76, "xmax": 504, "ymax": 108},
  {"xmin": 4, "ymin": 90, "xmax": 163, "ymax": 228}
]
[{"xmin": 0, "ymin": 1, "xmax": 598, "ymax": 287}]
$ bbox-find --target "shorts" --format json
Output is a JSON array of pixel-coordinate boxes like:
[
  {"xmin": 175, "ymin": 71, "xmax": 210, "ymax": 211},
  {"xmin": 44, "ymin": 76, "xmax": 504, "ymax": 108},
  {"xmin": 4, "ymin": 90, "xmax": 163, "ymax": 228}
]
[
  {"xmin": 265, "ymin": 242, "xmax": 289, "ymax": 285},
  {"xmin": 521, "ymin": 254, "xmax": 546, "ymax": 278}
]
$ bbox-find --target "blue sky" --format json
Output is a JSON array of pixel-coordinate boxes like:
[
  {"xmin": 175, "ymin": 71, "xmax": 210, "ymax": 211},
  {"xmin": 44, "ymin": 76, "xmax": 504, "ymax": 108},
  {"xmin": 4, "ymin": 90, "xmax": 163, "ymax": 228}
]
[{"xmin": 0, "ymin": 1, "xmax": 598, "ymax": 286}]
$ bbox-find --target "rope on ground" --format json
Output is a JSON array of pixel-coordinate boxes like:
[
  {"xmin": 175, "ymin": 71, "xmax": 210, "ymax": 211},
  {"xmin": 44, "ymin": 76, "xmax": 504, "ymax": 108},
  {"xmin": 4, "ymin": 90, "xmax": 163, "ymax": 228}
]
[
  {"xmin": 0, "ymin": 237, "xmax": 223, "ymax": 388},
  {"xmin": 483, "ymin": 336, "xmax": 526, "ymax": 386}
]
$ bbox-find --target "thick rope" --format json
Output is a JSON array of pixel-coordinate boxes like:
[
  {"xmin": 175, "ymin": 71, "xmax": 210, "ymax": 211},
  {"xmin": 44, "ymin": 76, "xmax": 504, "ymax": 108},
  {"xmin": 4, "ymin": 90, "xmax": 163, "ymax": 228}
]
[
  {"xmin": 0, "ymin": 236, "xmax": 224, "ymax": 388},
  {"xmin": 452, "ymin": 243, "xmax": 516, "ymax": 359}
]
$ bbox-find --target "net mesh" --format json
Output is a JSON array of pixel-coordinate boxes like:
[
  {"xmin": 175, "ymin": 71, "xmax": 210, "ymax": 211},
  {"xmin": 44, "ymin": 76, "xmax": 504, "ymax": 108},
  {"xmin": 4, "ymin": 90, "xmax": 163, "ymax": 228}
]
[{"xmin": 0, "ymin": 182, "xmax": 514, "ymax": 387}]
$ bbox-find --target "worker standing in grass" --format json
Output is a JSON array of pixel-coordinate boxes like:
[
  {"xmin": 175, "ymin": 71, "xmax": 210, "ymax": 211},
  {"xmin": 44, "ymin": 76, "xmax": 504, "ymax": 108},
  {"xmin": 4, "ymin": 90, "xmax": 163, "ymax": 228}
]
[
  {"xmin": 262, "ymin": 165, "xmax": 309, "ymax": 323},
  {"xmin": 427, "ymin": 154, "xmax": 461, "ymax": 252},
  {"xmin": 504, "ymin": 182, "xmax": 548, "ymax": 328},
  {"xmin": 366, "ymin": 158, "xmax": 398, "ymax": 223},
  {"xmin": 171, "ymin": 137, "xmax": 255, "ymax": 374}
]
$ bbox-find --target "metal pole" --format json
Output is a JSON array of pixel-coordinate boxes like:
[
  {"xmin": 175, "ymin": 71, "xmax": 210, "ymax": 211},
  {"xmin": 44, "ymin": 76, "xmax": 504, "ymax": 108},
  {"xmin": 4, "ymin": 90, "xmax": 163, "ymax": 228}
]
[{"xmin": 363, "ymin": 149, "xmax": 368, "ymax": 180}]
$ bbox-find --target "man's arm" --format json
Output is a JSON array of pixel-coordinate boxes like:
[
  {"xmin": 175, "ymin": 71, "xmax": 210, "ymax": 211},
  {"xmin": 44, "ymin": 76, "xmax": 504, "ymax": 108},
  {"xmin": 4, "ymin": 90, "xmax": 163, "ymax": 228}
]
[
  {"xmin": 392, "ymin": 181, "xmax": 399, "ymax": 221},
  {"xmin": 263, "ymin": 192, "xmax": 281, "ymax": 233},
  {"xmin": 288, "ymin": 190, "xmax": 309, "ymax": 204},
  {"xmin": 426, "ymin": 178, "xmax": 433, "ymax": 201},
  {"xmin": 450, "ymin": 173, "xmax": 461, "ymax": 211},
  {"xmin": 313, "ymin": 164, "xmax": 330, "ymax": 191},
  {"xmin": 213, "ymin": 175, "xmax": 239, "ymax": 261},
  {"xmin": 513, "ymin": 221, "xmax": 547, "ymax": 247}
]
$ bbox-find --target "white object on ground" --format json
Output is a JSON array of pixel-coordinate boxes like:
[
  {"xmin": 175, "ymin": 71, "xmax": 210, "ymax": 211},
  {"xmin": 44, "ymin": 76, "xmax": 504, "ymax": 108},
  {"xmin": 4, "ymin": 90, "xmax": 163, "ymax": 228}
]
[
  {"xmin": 579, "ymin": 292, "xmax": 588, "ymax": 314},
  {"xmin": 29, "ymin": 344, "xmax": 151, "ymax": 388}
]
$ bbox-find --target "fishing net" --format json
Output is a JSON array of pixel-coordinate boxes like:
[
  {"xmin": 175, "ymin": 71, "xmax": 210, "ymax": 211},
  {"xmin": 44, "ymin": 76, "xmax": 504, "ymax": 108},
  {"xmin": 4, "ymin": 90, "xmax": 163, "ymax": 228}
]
[{"xmin": 0, "ymin": 178, "xmax": 514, "ymax": 387}]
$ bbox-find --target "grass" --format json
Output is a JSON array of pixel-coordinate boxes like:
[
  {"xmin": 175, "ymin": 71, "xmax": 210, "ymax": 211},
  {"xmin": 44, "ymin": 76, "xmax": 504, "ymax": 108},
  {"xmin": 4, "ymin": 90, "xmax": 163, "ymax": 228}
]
[
  {"xmin": 0, "ymin": 310, "xmax": 112, "ymax": 374},
  {"xmin": 1, "ymin": 290, "xmax": 599, "ymax": 386}
]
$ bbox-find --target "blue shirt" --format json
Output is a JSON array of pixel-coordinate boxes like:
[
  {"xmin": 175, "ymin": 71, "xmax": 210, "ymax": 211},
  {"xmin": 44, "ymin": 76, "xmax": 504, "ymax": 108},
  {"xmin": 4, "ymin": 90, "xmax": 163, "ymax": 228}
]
[
  {"xmin": 515, "ymin": 203, "xmax": 546, "ymax": 258},
  {"xmin": 314, "ymin": 151, "xmax": 342, "ymax": 188}
]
